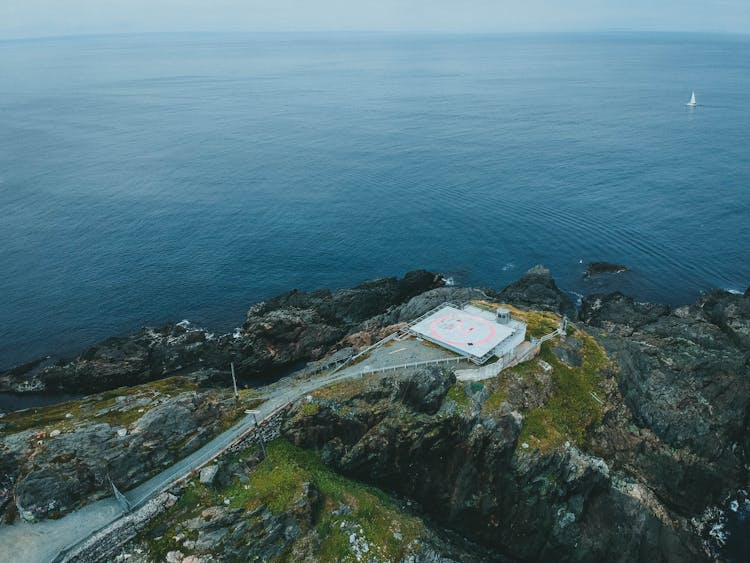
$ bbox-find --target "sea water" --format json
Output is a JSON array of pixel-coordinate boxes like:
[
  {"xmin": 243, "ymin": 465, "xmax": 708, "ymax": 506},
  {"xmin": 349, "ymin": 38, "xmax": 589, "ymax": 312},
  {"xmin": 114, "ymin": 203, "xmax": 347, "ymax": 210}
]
[{"xmin": 1, "ymin": 32, "xmax": 749, "ymax": 369}]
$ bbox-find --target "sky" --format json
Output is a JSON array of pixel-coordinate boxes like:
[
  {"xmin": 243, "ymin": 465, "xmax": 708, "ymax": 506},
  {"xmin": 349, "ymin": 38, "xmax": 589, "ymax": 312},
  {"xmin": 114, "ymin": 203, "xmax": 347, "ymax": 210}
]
[{"xmin": 0, "ymin": 0, "xmax": 748, "ymax": 39}]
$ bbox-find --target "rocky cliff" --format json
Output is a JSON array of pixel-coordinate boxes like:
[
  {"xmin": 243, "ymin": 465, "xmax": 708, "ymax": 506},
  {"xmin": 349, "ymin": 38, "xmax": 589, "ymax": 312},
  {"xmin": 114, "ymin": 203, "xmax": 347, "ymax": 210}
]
[
  {"xmin": 1, "ymin": 267, "xmax": 748, "ymax": 562},
  {"xmin": 282, "ymin": 351, "xmax": 704, "ymax": 561},
  {"xmin": 0, "ymin": 270, "xmax": 443, "ymax": 394},
  {"xmin": 0, "ymin": 377, "xmax": 257, "ymax": 522}
]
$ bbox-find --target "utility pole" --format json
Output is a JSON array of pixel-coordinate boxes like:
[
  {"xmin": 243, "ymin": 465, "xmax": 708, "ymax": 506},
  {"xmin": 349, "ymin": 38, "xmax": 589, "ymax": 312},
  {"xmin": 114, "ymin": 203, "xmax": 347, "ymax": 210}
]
[{"xmin": 230, "ymin": 362, "xmax": 239, "ymax": 403}]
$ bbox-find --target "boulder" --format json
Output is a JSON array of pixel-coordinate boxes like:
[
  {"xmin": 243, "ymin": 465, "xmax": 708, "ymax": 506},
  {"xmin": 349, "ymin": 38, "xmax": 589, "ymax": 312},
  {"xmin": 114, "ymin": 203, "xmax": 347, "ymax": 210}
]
[{"xmin": 497, "ymin": 265, "xmax": 576, "ymax": 318}]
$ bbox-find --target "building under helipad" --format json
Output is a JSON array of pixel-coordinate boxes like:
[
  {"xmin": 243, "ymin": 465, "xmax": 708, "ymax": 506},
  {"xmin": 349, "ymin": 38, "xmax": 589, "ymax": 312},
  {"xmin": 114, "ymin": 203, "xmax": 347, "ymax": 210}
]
[{"xmin": 407, "ymin": 303, "xmax": 526, "ymax": 364}]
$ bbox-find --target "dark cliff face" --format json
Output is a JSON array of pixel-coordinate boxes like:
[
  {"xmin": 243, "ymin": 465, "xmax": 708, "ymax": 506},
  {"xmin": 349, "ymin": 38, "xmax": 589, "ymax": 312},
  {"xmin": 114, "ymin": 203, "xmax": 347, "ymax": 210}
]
[
  {"xmin": 496, "ymin": 265, "xmax": 577, "ymax": 319},
  {"xmin": 580, "ymin": 290, "xmax": 750, "ymax": 513},
  {"xmin": 283, "ymin": 367, "xmax": 704, "ymax": 562},
  {"xmin": 1, "ymin": 267, "xmax": 747, "ymax": 560},
  {"xmin": 0, "ymin": 270, "xmax": 443, "ymax": 394}
]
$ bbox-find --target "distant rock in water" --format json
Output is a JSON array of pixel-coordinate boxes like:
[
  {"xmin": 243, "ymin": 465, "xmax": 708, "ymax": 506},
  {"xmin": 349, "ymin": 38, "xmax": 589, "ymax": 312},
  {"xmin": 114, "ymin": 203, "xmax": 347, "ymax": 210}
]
[{"xmin": 584, "ymin": 261, "xmax": 629, "ymax": 277}]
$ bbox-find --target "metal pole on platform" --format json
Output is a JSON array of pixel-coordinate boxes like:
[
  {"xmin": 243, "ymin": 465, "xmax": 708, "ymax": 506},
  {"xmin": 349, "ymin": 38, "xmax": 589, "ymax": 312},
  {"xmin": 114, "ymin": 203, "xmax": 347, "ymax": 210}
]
[{"xmin": 231, "ymin": 362, "xmax": 239, "ymax": 402}]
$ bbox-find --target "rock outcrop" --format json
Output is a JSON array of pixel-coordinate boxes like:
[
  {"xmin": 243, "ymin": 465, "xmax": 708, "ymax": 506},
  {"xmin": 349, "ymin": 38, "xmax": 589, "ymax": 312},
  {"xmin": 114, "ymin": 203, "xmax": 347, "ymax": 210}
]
[
  {"xmin": 1, "ymin": 267, "xmax": 748, "ymax": 561},
  {"xmin": 580, "ymin": 290, "xmax": 750, "ymax": 513},
  {"xmin": 283, "ymin": 367, "xmax": 704, "ymax": 562},
  {"xmin": 0, "ymin": 380, "xmax": 240, "ymax": 521},
  {"xmin": 496, "ymin": 265, "xmax": 576, "ymax": 318},
  {"xmin": 0, "ymin": 271, "xmax": 443, "ymax": 394}
]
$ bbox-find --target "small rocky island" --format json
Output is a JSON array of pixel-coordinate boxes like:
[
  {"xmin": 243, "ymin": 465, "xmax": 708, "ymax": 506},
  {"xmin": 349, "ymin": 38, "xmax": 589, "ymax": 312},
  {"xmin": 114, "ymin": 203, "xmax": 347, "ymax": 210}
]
[
  {"xmin": 0, "ymin": 267, "xmax": 748, "ymax": 562},
  {"xmin": 583, "ymin": 261, "xmax": 629, "ymax": 277}
]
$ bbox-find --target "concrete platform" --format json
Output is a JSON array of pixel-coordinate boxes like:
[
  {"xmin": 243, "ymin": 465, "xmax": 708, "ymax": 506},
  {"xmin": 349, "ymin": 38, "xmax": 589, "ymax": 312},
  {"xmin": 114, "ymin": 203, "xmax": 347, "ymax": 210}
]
[{"xmin": 410, "ymin": 305, "xmax": 514, "ymax": 361}]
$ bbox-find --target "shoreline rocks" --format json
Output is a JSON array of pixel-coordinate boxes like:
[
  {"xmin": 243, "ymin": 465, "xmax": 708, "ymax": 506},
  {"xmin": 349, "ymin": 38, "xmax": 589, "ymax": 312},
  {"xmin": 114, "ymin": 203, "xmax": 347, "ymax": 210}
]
[
  {"xmin": 0, "ymin": 270, "xmax": 444, "ymax": 396},
  {"xmin": 1, "ymin": 266, "xmax": 748, "ymax": 560}
]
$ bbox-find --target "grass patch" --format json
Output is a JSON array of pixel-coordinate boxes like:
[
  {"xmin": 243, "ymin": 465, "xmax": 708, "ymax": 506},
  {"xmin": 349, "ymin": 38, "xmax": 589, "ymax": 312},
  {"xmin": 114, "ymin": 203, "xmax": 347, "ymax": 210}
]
[
  {"xmin": 251, "ymin": 440, "xmax": 425, "ymax": 561},
  {"xmin": 0, "ymin": 376, "xmax": 208, "ymax": 435},
  {"xmin": 481, "ymin": 379, "xmax": 509, "ymax": 416},
  {"xmin": 238, "ymin": 387, "xmax": 261, "ymax": 399},
  {"xmin": 445, "ymin": 383, "xmax": 471, "ymax": 414},
  {"xmin": 312, "ymin": 375, "xmax": 373, "ymax": 401},
  {"xmin": 470, "ymin": 300, "xmax": 560, "ymax": 339},
  {"xmin": 518, "ymin": 330, "xmax": 609, "ymax": 452},
  {"xmin": 299, "ymin": 402, "xmax": 320, "ymax": 416},
  {"xmin": 144, "ymin": 439, "xmax": 426, "ymax": 562}
]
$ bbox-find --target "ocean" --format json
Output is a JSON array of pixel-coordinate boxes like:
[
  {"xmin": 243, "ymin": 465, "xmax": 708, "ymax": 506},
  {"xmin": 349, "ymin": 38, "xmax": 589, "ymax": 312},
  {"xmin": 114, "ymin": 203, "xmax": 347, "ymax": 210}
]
[{"xmin": 1, "ymin": 32, "xmax": 749, "ymax": 369}]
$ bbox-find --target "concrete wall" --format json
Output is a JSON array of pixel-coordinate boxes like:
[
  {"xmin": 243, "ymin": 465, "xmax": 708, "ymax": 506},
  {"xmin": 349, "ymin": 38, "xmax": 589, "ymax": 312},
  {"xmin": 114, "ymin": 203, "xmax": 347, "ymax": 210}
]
[
  {"xmin": 54, "ymin": 492, "xmax": 177, "ymax": 563},
  {"xmin": 225, "ymin": 406, "xmax": 287, "ymax": 454},
  {"xmin": 494, "ymin": 325, "xmax": 526, "ymax": 358}
]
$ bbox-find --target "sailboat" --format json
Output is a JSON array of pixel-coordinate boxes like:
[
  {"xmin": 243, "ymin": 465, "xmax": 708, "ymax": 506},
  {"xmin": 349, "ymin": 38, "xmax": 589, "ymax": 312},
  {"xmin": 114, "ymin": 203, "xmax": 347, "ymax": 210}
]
[{"xmin": 686, "ymin": 91, "xmax": 697, "ymax": 107}]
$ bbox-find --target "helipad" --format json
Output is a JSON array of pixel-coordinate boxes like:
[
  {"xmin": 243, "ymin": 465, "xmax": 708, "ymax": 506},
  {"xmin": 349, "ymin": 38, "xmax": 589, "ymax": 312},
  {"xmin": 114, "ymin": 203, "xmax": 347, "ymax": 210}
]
[{"xmin": 409, "ymin": 305, "xmax": 515, "ymax": 360}]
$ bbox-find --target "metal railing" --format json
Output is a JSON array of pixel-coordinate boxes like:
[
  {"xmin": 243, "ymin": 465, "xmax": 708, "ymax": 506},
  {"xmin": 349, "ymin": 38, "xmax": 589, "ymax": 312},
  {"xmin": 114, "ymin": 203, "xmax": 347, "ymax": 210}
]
[
  {"xmin": 329, "ymin": 331, "xmax": 400, "ymax": 376},
  {"xmin": 53, "ymin": 366, "xmax": 372, "ymax": 562},
  {"xmin": 352, "ymin": 355, "xmax": 463, "ymax": 376}
]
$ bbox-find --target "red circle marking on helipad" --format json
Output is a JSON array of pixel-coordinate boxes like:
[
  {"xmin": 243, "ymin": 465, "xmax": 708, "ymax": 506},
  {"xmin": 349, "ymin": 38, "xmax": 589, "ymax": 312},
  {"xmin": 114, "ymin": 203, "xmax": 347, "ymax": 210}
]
[{"xmin": 429, "ymin": 313, "xmax": 496, "ymax": 347}]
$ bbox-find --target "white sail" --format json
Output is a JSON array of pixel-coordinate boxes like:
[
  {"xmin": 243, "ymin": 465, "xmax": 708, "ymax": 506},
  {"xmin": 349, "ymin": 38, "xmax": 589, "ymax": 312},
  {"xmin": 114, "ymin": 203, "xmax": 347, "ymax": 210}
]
[{"xmin": 687, "ymin": 91, "xmax": 697, "ymax": 106}]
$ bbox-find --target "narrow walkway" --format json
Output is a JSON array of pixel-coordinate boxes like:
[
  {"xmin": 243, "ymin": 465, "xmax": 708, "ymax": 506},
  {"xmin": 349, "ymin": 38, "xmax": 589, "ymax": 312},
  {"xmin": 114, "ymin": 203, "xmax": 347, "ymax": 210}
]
[{"xmin": 0, "ymin": 369, "xmax": 366, "ymax": 563}]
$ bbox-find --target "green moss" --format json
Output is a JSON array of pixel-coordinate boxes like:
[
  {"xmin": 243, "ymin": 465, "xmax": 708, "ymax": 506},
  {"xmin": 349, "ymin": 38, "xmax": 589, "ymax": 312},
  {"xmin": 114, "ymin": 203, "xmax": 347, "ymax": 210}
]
[
  {"xmin": 145, "ymin": 439, "xmax": 427, "ymax": 562},
  {"xmin": 446, "ymin": 383, "xmax": 471, "ymax": 414},
  {"xmin": 0, "ymin": 376, "xmax": 214, "ymax": 435},
  {"xmin": 481, "ymin": 383, "xmax": 509, "ymax": 416},
  {"xmin": 470, "ymin": 300, "xmax": 561, "ymax": 339},
  {"xmin": 259, "ymin": 440, "xmax": 423, "ymax": 561},
  {"xmin": 299, "ymin": 402, "xmax": 320, "ymax": 416},
  {"xmin": 518, "ymin": 331, "xmax": 609, "ymax": 452},
  {"xmin": 312, "ymin": 375, "xmax": 374, "ymax": 401},
  {"xmin": 144, "ymin": 483, "xmax": 211, "ymax": 560}
]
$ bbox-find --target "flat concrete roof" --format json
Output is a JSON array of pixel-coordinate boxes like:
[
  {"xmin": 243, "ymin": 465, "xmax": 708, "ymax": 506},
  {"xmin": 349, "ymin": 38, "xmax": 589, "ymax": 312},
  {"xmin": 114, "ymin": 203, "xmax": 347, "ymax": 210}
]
[{"xmin": 410, "ymin": 305, "xmax": 514, "ymax": 359}]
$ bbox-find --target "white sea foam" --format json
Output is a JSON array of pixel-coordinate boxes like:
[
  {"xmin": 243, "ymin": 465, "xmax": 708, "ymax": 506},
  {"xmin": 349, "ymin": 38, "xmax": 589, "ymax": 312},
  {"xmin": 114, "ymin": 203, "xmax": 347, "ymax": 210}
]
[
  {"xmin": 443, "ymin": 276, "xmax": 456, "ymax": 286},
  {"xmin": 569, "ymin": 290, "xmax": 584, "ymax": 307},
  {"xmin": 709, "ymin": 521, "xmax": 728, "ymax": 546}
]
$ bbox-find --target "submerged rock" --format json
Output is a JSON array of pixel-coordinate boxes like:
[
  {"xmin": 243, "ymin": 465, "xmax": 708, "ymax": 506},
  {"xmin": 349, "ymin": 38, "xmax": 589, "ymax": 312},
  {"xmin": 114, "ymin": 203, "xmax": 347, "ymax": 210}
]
[{"xmin": 584, "ymin": 261, "xmax": 629, "ymax": 277}]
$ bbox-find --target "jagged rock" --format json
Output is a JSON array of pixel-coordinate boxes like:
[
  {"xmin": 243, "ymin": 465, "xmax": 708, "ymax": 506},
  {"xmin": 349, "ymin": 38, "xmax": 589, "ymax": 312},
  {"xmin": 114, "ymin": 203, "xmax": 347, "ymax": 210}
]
[
  {"xmin": 2, "ymin": 267, "xmax": 749, "ymax": 560},
  {"xmin": 5, "ymin": 390, "xmax": 234, "ymax": 521},
  {"xmin": 199, "ymin": 465, "xmax": 219, "ymax": 485},
  {"xmin": 361, "ymin": 286, "xmax": 490, "ymax": 331},
  {"xmin": 283, "ymin": 369, "xmax": 705, "ymax": 562},
  {"xmin": 581, "ymin": 289, "xmax": 750, "ymax": 513},
  {"xmin": 584, "ymin": 261, "xmax": 629, "ymax": 277},
  {"xmin": 399, "ymin": 367, "xmax": 456, "ymax": 414},
  {"xmin": 497, "ymin": 265, "xmax": 576, "ymax": 318},
  {"xmin": 580, "ymin": 292, "xmax": 671, "ymax": 331},
  {"xmin": 551, "ymin": 336, "xmax": 583, "ymax": 367},
  {"xmin": 1, "ymin": 271, "xmax": 443, "ymax": 394}
]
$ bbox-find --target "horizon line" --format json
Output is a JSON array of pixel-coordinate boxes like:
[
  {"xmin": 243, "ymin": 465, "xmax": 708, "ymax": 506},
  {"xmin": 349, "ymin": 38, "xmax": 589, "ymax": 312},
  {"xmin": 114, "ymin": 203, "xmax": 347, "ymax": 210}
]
[{"xmin": 2, "ymin": 28, "xmax": 749, "ymax": 43}]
